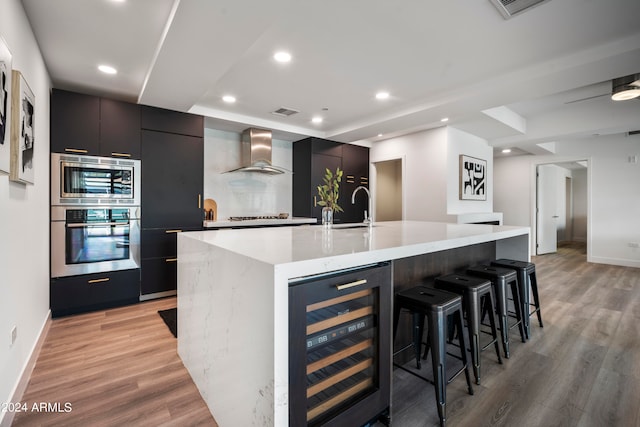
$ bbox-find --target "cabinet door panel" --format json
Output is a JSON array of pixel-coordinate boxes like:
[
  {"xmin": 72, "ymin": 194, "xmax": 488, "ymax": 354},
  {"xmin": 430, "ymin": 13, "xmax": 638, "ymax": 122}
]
[
  {"xmin": 342, "ymin": 144, "xmax": 370, "ymax": 223},
  {"xmin": 140, "ymin": 106, "xmax": 204, "ymax": 137},
  {"xmin": 100, "ymin": 98, "xmax": 141, "ymax": 159},
  {"xmin": 51, "ymin": 89, "xmax": 100, "ymax": 155},
  {"xmin": 141, "ymin": 130, "xmax": 203, "ymax": 229},
  {"xmin": 141, "ymin": 257, "xmax": 177, "ymax": 295}
]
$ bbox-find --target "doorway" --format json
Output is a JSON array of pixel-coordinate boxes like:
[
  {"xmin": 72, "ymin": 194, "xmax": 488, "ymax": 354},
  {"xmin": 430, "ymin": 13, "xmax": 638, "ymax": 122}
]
[
  {"xmin": 535, "ymin": 161, "xmax": 588, "ymax": 255},
  {"xmin": 373, "ymin": 159, "xmax": 403, "ymax": 221}
]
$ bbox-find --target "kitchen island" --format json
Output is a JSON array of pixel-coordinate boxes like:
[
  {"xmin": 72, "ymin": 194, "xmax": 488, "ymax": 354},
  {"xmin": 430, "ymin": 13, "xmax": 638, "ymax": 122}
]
[{"xmin": 177, "ymin": 221, "xmax": 530, "ymax": 426}]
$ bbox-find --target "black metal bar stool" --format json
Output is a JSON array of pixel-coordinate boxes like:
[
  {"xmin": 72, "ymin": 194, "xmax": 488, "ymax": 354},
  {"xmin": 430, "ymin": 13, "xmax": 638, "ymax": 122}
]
[
  {"xmin": 434, "ymin": 274, "xmax": 502, "ymax": 385},
  {"xmin": 491, "ymin": 259, "xmax": 543, "ymax": 339},
  {"xmin": 393, "ymin": 285, "xmax": 474, "ymax": 427},
  {"xmin": 466, "ymin": 265, "xmax": 526, "ymax": 358}
]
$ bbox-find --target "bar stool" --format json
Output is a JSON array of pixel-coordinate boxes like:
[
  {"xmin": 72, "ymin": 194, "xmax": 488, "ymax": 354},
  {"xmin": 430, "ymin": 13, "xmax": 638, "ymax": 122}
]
[
  {"xmin": 491, "ymin": 259, "xmax": 543, "ymax": 339},
  {"xmin": 466, "ymin": 265, "xmax": 526, "ymax": 358},
  {"xmin": 393, "ymin": 285, "xmax": 474, "ymax": 427},
  {"xmin": 434, "ymin": 274, "xmax": 502, "ymax": 385}
]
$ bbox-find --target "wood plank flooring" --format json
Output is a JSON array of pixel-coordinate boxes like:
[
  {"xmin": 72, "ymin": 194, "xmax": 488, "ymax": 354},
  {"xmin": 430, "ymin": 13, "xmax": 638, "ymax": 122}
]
[
  {"xmin": 11, "ymin": 242, "xmax": 640, "ymax": 426},
  {"xmin": 388, "ymin": 242, "xmax": 640, "ymax": 427},
  {"xmin": 12, "ymin": 297, "xmax": 216, "ymax": 427}
]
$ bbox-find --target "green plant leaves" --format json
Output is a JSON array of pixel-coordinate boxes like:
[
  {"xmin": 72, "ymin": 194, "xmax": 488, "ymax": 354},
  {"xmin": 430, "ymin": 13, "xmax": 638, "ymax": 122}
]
[{"xmin": 317, "ymin": 167, "xmax": 344, "ymax": 213}]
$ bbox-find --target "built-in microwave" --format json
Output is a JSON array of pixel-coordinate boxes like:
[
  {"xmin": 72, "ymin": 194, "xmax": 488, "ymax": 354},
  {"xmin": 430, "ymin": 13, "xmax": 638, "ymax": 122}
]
[{"xmin": 51, "ymin": 153, "xmax": 141, "ymax": 206}]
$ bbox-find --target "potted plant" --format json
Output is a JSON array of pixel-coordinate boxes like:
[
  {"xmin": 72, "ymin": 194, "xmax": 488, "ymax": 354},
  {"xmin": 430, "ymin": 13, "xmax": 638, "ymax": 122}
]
[{"xmin": 317, "ymin": 167, "xmax": 343, "ymax": 227}]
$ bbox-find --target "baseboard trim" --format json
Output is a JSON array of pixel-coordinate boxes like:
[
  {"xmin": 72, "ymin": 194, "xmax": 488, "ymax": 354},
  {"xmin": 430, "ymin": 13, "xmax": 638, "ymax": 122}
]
[
  {"xmin": 0, "ymin": 310, "xmax": 51, "ymax": 427},
  {"xmin": 588, "ymin": 255, "xmax": 640, "ymax": 269},
  {"xmin": 140, "ymin": 290, "xmax": 177, "ymax": 301}
]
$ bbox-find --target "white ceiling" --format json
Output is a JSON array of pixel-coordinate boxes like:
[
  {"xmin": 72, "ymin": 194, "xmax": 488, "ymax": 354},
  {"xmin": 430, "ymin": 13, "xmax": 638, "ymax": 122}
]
[{"xmin": 20, "ymin": 0, "xmax": 640, "ymax": 153}]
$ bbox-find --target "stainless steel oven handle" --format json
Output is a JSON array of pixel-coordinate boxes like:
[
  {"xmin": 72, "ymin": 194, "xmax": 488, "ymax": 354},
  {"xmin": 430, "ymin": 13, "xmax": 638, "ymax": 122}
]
[{"xmin": 66, "ymin": 222, "xmax": 128, "ymax": 228}]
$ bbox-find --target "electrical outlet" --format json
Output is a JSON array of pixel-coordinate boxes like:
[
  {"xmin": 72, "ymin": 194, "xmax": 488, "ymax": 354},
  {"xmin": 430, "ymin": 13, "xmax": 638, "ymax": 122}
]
[
  {"xmin": 628, "ymin": 242, "xmax": 640, "ymax": 248},
  {"xmin": 10, "ymin": 326, "xmax": 17, "ymax": 347}
]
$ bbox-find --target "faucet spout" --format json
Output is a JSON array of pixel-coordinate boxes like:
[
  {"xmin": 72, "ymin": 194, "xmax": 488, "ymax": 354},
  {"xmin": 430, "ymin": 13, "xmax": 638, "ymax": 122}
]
[{"xmin": 351, "ymin": 186, "xmax": 373, "ymax": 227}]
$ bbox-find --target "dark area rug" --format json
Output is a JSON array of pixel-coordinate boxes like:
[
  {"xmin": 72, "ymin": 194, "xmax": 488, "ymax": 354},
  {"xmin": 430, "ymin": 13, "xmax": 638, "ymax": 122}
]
[{"xmin": 158, "ymin": 308, "xmax": 177, "ymax": 338}]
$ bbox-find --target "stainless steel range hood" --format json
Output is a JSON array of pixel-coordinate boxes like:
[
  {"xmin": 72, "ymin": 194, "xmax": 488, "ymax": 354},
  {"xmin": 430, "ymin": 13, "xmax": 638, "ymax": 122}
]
[{"xmin": 223, "ymin": 128, "xmax": 290, "ymax": 175}]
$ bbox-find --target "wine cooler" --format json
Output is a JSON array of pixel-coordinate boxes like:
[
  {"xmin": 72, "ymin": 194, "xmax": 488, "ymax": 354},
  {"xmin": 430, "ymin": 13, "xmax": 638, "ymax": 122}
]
[{"xmin": 289, "ymin": 262, "xmax": 391, "ymax": 426}]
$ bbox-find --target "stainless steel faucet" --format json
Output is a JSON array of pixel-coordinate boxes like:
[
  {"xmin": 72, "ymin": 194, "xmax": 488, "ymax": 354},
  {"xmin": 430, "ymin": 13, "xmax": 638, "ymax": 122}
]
[{"xmin": 351, "ymin": 186, "xmax": 373, "ymax": 227}]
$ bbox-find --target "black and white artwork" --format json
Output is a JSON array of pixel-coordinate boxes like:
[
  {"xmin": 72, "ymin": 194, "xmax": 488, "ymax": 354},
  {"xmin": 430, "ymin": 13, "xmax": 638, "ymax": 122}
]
[
  {"xmin": 10, "ymin": 70, "xmax": 35, "ymax": 184},
  {"xmin": 459, "ymin": 155, "xmax": 486, "ymax": 200},
  {"xmin": 0, "ymin": 36, "xmax": 11, "ymax": 174}
]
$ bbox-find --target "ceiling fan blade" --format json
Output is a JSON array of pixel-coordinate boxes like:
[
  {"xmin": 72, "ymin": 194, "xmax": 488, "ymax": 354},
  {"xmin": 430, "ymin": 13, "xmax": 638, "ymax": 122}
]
[{"xmin": 564, "ymin": 93, "xmax": 609, "ymax": 104}]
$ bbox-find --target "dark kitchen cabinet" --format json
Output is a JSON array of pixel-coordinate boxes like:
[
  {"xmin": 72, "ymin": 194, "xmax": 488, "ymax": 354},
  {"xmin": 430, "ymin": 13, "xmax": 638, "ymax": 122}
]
[
  {"xmin": 51, "ymin": 89, "xmax": 100, "ymax": 155},
  {"xmin": 140, "ymin": 130, "xmax": 203, "ymax": 229},
  {"xmin": 293, "ymin": 137, "xmax": 369, "ymax": 224},
  {"xmin": 139, "ymin": 108, "xmax": 203, "ymax": 297},
  {"xmin": 50, "ymin": 89, "xmax": 141, "ymax": 158},
  {"xmin": 141, "ymin": 105, "xmax": 204, "ymax": 138},
  {"xmin": 289, "ymin": 262, "xmax": 391, "ymax": 426},
  {"xmin": 50, "ymin": 269, "xmax": 140, "ymax": 317},
  {"xmin": 341, "ymin": 144, "xmax": 370, "ymax": 223},
  {"xmin": 99, "ymin": 97, "xmax": 141, "ymax": 159}
]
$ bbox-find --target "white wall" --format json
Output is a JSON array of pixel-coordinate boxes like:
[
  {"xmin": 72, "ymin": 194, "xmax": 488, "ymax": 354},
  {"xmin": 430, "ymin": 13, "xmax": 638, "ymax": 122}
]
[
  {"xmin": 203, "ymin": 128, "xmax": 293, "ymax": 219},
  {"xmin": 370, "ymin": 127, "xmax": 449, "ymax": 221},
  {"xmin": 0, "ymin": 0, "xmax": 52, "ymax": 422},
  {"xmin": 572, "ymin": 168, "xmax": 588, "ymax": 242},
  {"xmin": 494, "ymin": 133, "xmax": 640, "ymax": 267},
  {"xmin": 370, "ymin": 126, "xmax": 494, "ymax": 222},
  {"xmin": 446, "ymin": 127, "xmax": 494, "ymax": 215}
]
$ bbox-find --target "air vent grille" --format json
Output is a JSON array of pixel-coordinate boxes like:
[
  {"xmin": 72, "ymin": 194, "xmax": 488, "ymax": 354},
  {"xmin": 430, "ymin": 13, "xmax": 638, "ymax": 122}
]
[
  {"xmin": 271, "ymin": 107, "xmax": 299, "ymax": 117},
  {"xmin": 489, "ymin": 0, "xmax": 551, "ymax": 18}
]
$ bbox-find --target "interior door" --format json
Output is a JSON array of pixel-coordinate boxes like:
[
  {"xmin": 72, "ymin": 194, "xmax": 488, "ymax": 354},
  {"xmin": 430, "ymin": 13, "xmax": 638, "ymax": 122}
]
[{"xmin": 536, "ymin": 164, "xmax": 558, "ymax": 254}]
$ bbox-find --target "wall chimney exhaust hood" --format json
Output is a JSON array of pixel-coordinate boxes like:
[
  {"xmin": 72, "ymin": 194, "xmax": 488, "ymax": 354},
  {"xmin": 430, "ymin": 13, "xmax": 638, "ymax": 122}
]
[{"xmin": 223, "ymin": 128, "xmax": 290, "ymax": 175}]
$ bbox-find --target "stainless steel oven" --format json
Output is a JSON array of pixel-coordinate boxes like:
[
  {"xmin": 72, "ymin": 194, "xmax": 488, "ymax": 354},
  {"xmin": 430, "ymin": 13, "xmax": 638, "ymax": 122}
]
[
  {"xmin": 51, "ymin": 153, "xmax": 141, "ymax": 206},
  {"xmin": 51, "ymin": 206, "xmax": 140, "ymax": 278}
]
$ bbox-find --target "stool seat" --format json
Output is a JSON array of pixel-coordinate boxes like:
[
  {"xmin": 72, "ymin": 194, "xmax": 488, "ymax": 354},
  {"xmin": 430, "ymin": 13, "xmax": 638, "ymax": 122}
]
[
  {"xmin": 466, "ymin": 264, "xmax": 526, "ymax": 358},
  {"xmin": 393, "ymin": 284, "xmax": 473, "ymax": 426},
  {"xmin": 491, "ymin": 259, "xmax": 543, "ymax": 339},
  {"xmin": 435, "ymin": 274, "xmax": 502, "ymax": 385}
]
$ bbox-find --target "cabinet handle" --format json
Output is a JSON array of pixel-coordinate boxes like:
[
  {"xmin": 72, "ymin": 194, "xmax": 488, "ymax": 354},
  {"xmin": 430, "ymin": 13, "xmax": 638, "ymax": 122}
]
[
  {"xmin": 111, "ymin": 152, "xmax": 131, "ymax": 158},
  {"xmin": 166, "ymin": 258, "xmax": 178, "ymax": 263},
  {"xmin": 198, "ymin": 194, "xmax": 202, "ymax": 209},
  {"xmin": 165, "ymin": 229, "xmax": 182, "ymax": 234},
  {"xmin": 65, "ymin": 148, "xmax": 88, "ymax": 154},
  {"xmin": 335, "ymin": 279, "xmax": 367, "ymax": 291},
  {"xmin": 314, "ymin": 196, "xmax": 317, "ymax": 207},
  {"xmin": 88, "ymin": 278, "xmax": 110, "ymax": 284}
]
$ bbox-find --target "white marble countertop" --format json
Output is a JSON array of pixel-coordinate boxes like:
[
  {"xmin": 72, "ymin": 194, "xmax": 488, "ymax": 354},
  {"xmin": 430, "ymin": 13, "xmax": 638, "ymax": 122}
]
[
  {"xmin": 203, "ymin": 216, "xmax": 317, "ymax": 228},
  {"xmin": 184, "ymin": 220, "xmax": 530, "ymax": 279}
]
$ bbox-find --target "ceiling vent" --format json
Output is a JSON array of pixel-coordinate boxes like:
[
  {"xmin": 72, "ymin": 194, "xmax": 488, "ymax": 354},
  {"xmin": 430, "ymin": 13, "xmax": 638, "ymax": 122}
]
[
  {"xmin": 489, "ymin": 0, "xmax": 551, "ymax": 19},
  {"xmin": 271, "ymin": 107, "xmax": 299, "ymax": 117}
]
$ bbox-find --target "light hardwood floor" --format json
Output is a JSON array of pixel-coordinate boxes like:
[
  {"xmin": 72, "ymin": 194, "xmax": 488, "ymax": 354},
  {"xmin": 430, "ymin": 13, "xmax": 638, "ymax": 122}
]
[
  {"xmin": 11, "ymin": 243, "xmax": 640, "ymax": 426},
  {"xmin": 12, "ymin": 297, "xmax": 216, "ymax": 427}
]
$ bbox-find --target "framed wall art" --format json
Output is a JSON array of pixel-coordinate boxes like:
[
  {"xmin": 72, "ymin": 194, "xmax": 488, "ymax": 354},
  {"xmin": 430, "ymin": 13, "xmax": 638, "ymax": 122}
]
[
  {"xmin": 10, "ymin": 70, "xmax": 35, "ymax": 184},
  {"xmin": 459, "ymin": 154, "xmax": 486, "ymax": 200},
  {"xmin": 0, "ymin": 36, "xmax": 11, "ymax": 174}
]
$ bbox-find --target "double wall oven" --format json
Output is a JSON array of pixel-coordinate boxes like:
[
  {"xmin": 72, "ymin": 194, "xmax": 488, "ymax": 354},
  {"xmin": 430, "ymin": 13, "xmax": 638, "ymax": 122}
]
[{"xmin": 51, "ymin": 153, "xmax": 141, "ymax": 278}]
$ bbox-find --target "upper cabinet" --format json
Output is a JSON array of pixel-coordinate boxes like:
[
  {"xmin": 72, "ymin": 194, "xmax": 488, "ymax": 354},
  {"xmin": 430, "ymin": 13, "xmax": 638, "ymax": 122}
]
[
  {"xmin": 51, "ymin": 89, "xmax": 100, "ymax": 155},
  {"xmin": 141, "ymin": 106, "xmax": 204, "ymax": 138},
  {"xmin": 293, "ymin": 137, "xmax": 370, "ymax": 224},
  {"xmin": 50, "ymin": 89, "xmax": 141, "ymax": 159},
  {"xmin": 99, "ymin": 98, "xmax": 141, "ymax": 159}
]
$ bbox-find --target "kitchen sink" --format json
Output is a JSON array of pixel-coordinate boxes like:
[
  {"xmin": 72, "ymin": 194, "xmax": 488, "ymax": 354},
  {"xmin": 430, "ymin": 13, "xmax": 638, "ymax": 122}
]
[{"xmin": 331, "ymin": 223, "xmax": 376, "ymax": 229}]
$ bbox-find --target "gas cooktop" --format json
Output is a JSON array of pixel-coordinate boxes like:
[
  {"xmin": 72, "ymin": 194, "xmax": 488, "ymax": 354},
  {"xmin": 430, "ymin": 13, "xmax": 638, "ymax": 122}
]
[{"xmin": 228, "ymin": 214, "xmax": 289, "ymax": 221}]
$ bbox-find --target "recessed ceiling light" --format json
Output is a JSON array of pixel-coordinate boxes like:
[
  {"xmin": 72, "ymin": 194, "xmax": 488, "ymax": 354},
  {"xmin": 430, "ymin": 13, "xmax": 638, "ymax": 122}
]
[
  {"xmin": 274, "ymin": 51, "xmax": 292, "ymax": 63},
  {"xmin": 440, "ymin": 117, "xmax": 449, "ymax": 122},
  {"xmin": 377, "ymin": 134, "xmax": 383, "ymax": 137},
  {"xmin": 502, "ymin": 148, "xmax": 512, "ymax": 153},
  {"xmin": 375, "ymin": 91, "xmax": 389, "ymax": 100},
  {"xmin": 98, "ymin": 65, "xmax": 117, "ymax": 75},
  {"xmin": 222, "ymin": 95, "xmax": 236, "ymax": 103},
  {"xmin": 311, "ymin": 116, "xmax": 323, "ymax": 124}
]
